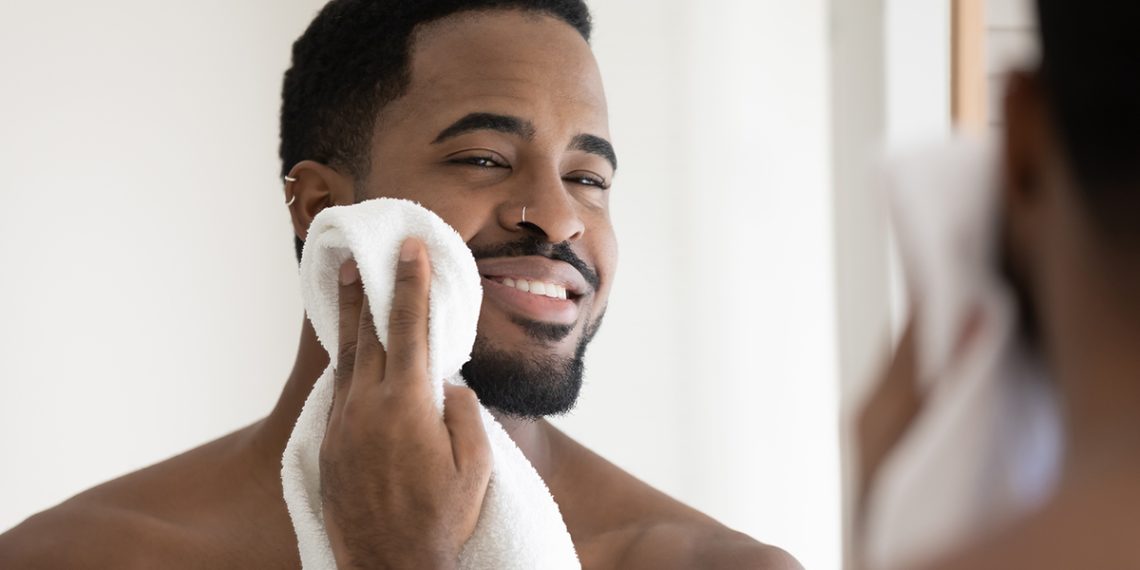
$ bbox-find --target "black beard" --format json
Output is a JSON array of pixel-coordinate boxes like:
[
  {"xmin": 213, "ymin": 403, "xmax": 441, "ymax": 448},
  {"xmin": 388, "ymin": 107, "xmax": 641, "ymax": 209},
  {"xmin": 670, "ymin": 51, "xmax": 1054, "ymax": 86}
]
[{"xmin": 461, "ymin": 314, "xmax": 603, "ymax": 419}]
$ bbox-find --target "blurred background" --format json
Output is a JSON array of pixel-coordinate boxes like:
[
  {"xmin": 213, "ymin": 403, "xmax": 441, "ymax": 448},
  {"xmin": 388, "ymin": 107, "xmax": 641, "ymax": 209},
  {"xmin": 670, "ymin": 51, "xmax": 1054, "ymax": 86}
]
[{"xmin": 0, "ymin": 1, "xmax": 1034, "ymax": 568}]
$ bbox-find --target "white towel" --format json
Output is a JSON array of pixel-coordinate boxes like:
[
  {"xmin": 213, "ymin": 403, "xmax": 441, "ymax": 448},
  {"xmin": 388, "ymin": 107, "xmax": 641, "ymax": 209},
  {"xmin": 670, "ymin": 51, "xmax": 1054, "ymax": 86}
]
[
  {"xmin": 863, "ymin": 138, "xmax": 1064, "ymax": 569},
  {"xmin": 281, "ymin": 198, "xmax": 581, "ymax": 569}
]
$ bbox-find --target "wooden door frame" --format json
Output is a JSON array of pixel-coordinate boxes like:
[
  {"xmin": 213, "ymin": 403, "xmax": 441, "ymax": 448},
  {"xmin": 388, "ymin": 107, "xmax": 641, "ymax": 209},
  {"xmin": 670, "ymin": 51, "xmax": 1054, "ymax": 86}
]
[{"xmin": 952, "ymin": 0, "xmax": 987, "ymax": 131}]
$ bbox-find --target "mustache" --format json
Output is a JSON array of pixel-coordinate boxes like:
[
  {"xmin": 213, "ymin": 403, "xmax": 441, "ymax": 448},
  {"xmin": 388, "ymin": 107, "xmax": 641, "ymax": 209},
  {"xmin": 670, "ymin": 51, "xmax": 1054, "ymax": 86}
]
[{"xmin": 469, "ymin": 236, "xmax": 601, "ymax": 292}]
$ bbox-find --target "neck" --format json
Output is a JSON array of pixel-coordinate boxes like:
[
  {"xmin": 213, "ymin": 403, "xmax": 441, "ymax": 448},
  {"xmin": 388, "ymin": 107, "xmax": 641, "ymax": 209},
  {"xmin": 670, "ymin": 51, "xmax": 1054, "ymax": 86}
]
[
  {"xmin": 491, "ymin": 412, "xmax": 558, "ymax": 478},
  {"xmin": 248, "ymin": 317, "xmax": 559, "ymax": 478},
  {"xmin": 246, "ymin": 317, "xmax": 329, "ymax": 468}
]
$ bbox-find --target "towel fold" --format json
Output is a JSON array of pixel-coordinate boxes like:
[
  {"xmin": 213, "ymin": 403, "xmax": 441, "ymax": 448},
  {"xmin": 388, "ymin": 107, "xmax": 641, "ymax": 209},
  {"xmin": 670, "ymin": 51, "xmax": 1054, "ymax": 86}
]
[
  {"xmin": 281, "ymin": 198, "xmax": 580, "ymax": 569},
  {"xmin": 863, "ymin": 138, "xmax": 1063, "ymax": 568}
]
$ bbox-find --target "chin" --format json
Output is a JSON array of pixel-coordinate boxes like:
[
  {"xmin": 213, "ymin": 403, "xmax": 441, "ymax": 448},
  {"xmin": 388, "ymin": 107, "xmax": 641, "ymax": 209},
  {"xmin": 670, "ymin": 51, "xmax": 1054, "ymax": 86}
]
[
  {"xmin": 459, "ymin": 306, "xmax": 603, "ymax": 418},
  {"xmin": 460, "ymin": 332, "xmax": 590, "ymax": 419}
]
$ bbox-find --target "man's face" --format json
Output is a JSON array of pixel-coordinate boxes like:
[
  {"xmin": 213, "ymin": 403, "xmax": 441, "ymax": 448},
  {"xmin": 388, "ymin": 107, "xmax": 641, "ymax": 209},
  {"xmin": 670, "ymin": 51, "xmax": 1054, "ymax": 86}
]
[{"xmin": 358, "ymin": 10, "xmax": 617, "ymax": 417}]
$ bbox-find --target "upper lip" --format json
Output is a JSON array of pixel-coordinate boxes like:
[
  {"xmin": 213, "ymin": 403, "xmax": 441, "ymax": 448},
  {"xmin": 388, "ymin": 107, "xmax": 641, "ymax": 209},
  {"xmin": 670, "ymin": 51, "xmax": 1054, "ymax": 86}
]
[{"xmin": 476, "ymin": 256, "xmax": 592, "ymax": 298}]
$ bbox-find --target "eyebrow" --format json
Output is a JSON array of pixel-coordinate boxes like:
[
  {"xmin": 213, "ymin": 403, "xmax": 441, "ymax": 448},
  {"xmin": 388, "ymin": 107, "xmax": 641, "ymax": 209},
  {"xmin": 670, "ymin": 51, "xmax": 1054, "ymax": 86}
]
[
  {"xmin": 432, "ymin": 113, "xmax": 536, "ymax": 144},
  {"xmin": 431, "ymin": 112, "xmax": 618, "ymax": 171},
  {"xmin": 569, "ymin": 133, "xmax": 618, "ymax": 171}
]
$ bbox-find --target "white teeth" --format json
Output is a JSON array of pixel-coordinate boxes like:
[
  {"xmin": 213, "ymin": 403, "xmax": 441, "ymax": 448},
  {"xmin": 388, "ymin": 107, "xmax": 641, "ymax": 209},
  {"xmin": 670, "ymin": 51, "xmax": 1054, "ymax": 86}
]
[{"xmin": 497, "ymin": 277, "xmax": 570, "ymax": 300}]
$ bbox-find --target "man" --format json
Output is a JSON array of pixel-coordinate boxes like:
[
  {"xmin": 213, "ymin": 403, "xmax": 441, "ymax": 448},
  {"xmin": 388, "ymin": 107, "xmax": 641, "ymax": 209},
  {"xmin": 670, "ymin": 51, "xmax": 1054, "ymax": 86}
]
[
  {"xmin": 0, "ymin": 1, "xmax": 799, "ymax": 568},
  {"xmin": 858, "ymin": 0, "xmax": 1140, "ymax": 568}
]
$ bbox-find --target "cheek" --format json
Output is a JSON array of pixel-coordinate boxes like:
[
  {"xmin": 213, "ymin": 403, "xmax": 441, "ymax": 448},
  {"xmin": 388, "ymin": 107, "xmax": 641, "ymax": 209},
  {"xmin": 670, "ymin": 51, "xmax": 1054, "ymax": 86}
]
[
  {"xmin": 422, "ymin": 198, "xmax": 498, "ymax": 240},
  {"xmin": 365, "ymin": 171, "xmax": 500, "ymax": 240},
  {"xmin": 589, "ymin": 222, "xmax": 619, "ymax": 295}
]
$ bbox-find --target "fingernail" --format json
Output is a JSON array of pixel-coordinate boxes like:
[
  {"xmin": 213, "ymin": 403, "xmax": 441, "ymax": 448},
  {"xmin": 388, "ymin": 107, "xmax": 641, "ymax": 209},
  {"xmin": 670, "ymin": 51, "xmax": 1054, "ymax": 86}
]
[
  {"xmin": 339, "ymin": 261, "xmax": 359, "ymax": 285},
  {"xmin": 399, "ymin": 238, "xmax": 419, "ymax": 262}
]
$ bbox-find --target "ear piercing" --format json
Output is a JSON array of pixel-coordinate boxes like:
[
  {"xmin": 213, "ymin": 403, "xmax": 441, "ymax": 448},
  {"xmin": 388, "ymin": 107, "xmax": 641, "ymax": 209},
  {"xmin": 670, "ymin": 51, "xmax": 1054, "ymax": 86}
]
[{"xmin": 284, "ymin": 176, "xmax": 297, "ymax": 206}]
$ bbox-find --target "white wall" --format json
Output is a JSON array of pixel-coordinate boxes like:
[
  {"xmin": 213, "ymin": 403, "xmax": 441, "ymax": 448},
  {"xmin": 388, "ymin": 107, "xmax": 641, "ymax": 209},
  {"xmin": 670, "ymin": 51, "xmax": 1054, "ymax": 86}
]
[
  {"xmin": 0, "ymin": 0, "xmax": 325, "ymax": 529},
  {"xmin": 557, "ymin": 2, "xmax": 842, "ymax": 568},
  {"xmin": 1, "ymin": 2, "xmax": 843, "ymax": 568},
  {"xmin": 828, "ymin": 2, "xmax": 953, "ymax": 566},
  {"xmin": 829, "ymin": 1, "xmax": 890, "ymax": 566},
  {"xmin": 885, "ymin": 0, "xmax": 952, "ymax": 153}
]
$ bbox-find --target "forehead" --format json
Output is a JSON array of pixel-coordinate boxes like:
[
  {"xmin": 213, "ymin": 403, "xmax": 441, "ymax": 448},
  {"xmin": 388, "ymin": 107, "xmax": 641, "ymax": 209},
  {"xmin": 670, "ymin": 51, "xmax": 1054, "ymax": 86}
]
[{"xmin": 381, "ymin": 10, "xmax": 609, "ymax": 139}]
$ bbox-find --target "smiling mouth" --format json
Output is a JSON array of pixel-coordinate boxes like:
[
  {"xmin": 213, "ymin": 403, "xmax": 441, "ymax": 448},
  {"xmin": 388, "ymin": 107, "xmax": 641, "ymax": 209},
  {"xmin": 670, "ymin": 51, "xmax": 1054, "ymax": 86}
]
[
  {"xmin": 482, "ymin": 275, "xmax": 582, "ymax": 301},
  {"xmin": 478, "ymin": 275, "xmax": 583, "ymax": 327}
]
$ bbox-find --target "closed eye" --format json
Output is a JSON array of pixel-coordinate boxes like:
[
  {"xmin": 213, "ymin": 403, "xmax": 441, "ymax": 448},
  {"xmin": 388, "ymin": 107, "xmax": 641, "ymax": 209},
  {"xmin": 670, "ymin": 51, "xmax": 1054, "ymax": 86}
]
[
  {"xmin": 451, "ymin": 155, "xmax": 508, "ymax": 169},
  {"xmin": 565, "ymin": 173, "xmax": 610, "ymax": 190}
]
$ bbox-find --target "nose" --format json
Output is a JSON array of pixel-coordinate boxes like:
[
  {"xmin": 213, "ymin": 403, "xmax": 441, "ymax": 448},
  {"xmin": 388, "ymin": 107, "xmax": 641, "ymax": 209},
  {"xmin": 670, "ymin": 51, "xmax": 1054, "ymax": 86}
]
[{"xmin": 496, "ymin": 170, "xmax": 585, "ymax": 243}]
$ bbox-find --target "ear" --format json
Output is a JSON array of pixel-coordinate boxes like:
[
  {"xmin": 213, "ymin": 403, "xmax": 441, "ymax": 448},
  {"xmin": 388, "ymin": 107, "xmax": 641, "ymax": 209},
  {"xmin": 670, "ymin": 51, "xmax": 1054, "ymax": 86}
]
[
  {"xmin": 1000, "ymin": 69, "xmax": 1053, "ymax": 282},
  {"xmin": 284, "ymin": 160, "xmax": 356, "ymax": 242}
]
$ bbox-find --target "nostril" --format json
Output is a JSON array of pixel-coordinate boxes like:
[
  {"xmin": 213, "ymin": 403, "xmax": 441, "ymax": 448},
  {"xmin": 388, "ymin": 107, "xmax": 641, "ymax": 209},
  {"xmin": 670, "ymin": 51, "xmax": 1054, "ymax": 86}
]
[{"xmin": 517, "ymin": 220, "xmax": 547, "ymax": 239}]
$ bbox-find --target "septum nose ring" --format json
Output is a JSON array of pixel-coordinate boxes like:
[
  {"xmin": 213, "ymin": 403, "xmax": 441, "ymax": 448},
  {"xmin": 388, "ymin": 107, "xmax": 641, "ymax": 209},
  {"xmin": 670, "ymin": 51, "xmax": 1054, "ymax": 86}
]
[{"xmin": 521, "ymin": 205, "xmax": 527, "ymax": 224}]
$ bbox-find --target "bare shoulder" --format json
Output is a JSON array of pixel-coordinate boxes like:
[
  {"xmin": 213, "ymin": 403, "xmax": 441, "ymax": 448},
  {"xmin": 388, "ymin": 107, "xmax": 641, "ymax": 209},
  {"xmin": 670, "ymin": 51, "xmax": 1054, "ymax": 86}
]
[
  {"xmin": 544, "ymin": 423, "xmax": 800, "ymax": 569},
  {"xmin": 578, "ymin": 516, "xmax": 801, "ymax": 570},
  {"xmin": 918, "ymin": 481, "xmax": 1140, "ymax": 570},
  {"xmin": 0, "ymin": 499, "xmax": 192, "ymax": 569},
  {"xmin": 690, "ymin": 527, "xmax": 802, "ymax": 570},
  {"xmin": 622, "ymin": 522, "xmax": 803, "ymax": 570},
  {"xmin": 0, "ymin": 423, "xmax": 293, "ymax": 569}
]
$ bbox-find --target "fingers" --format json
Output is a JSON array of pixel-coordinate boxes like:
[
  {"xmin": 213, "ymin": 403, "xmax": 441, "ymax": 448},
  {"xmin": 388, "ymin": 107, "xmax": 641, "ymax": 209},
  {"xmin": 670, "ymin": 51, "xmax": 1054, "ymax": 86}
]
[
  {"xmin": 333, "ymin": 260, "xmax": 363, "ymax": 420},
  {"xmin": 442, "ymin": 384, "xmax": 492, "ymax": 476},
  {"xmin": 385, "ymin": 238, "xmax": 432, "ymax": 390},
  {"xmin": 856, "ymin": 316, "xmax": 923, "ymax": 503},
  {"xmin": 351, "ymin": 293, "xmax": 387, "ymax": 390},
  {"xmin": 880, "ymin": 317, "xmax": 921, "ymax": 409}
]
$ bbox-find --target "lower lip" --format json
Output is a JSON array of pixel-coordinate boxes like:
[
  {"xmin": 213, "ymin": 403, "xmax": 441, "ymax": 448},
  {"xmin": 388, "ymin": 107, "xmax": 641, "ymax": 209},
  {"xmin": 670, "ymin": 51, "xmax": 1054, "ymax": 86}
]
[{"xmin": 481, "ymin": 277, "xmax": 580, "ymax": 325}]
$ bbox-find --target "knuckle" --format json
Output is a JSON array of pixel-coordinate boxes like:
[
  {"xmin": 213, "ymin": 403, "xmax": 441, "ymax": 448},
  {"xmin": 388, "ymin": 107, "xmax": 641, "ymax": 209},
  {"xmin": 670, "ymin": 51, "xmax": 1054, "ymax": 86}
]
[
  {"xmin": 383, "ymin": 391, "xmax": 425, "ymax": 420},
  {"xmin": 457, "ymin": 385, "xmax": 479, "ymax": 401},
  {"xmin": 358, "ymin": 315, "xmax": 380, "ymax": 345},
  {"xmin": 388, "ymin": 345, "xmax": 422, "ymax": 372},
  {"xmin": 318, "ymin": 455, "xmax": 341, "ymax": 504},
  {"xmin": 395, "ymin": 261, "xmax": 426, "ymax": 285},
  {"xmin": 318, "ymin": 431, "xmax": 338, "ymax": 461},
  {"xmin": 336, "ymin": 341, "xmax": 359, "ymax": 369},
  {"xmin": 338, "ymin": 282, "xmax": 362, "ymax": 307},
  {"xmin": 449, "ymin": 386, "xmax": 480, "ymax": 407},
  {"xmin": 388, "ymin": 305, "xmax": 422, "ymax": 333},
  {"xmin": 462, "ymin": 449, "xmax": 493, "ymax": 481},
  {"xmin": 339, "ymin": 398, "xmax": 364, "ymax": 426},
  {"xmin": 332, "ymin": 365, "xmax": 351, "ymax": 389},
  {"xmin": 475, "ymin": 449, "xmax": 493, "ymax": 474}
]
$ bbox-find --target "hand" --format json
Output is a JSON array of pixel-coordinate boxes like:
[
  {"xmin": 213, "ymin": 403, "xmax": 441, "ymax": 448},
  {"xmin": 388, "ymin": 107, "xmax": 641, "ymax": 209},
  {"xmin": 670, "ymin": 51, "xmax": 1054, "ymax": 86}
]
[
  {"xmin": 855, "ymin": 304, "xmax": 987, "ymax": 508},
  {"xmin": 852, "ymin": 317, "xmax": 923, "ymax": 569},
  {"xmin": 318, "ymin": 238, "xmax": 493, "ymax": 570},
  {"xmin": 855, "ymin": 317, "xmax": 923, "ymax": 512},
  {"xmin": 854, "ymin": 306, "xmax": 985, "ymax": 566}
]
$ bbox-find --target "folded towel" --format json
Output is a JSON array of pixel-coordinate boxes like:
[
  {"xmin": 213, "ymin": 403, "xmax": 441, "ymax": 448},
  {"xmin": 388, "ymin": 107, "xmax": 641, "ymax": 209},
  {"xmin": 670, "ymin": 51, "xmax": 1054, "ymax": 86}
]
[
  {"xmin": 281, "ymin": 198, "xmax": 580, "ymax": 569},
  {"xmin": 863, "ymin": 138, "xmax": 1063, "ymax": 568}
]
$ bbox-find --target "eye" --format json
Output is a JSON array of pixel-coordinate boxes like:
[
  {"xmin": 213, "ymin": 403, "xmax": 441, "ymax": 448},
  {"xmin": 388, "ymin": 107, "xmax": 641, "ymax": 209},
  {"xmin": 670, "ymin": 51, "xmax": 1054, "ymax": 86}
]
[
  {"xmin": 565, "ymin": 172, "xmax": 609, "ymax": 189},
  {"xmin": 450, "ymin": 155, "xmax": 508, "ymax": 169}
]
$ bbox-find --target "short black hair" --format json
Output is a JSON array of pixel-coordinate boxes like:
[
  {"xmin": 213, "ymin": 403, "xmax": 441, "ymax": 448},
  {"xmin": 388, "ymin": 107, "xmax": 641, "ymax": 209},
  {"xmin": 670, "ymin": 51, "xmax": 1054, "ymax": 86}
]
[
  {"xmin": 280, "ymin": 0, "xmax": 592, "ymax": 262},
  {"xmin": 1037, "ymin": 0, "xmax": 1140, "ymax": 242}
]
